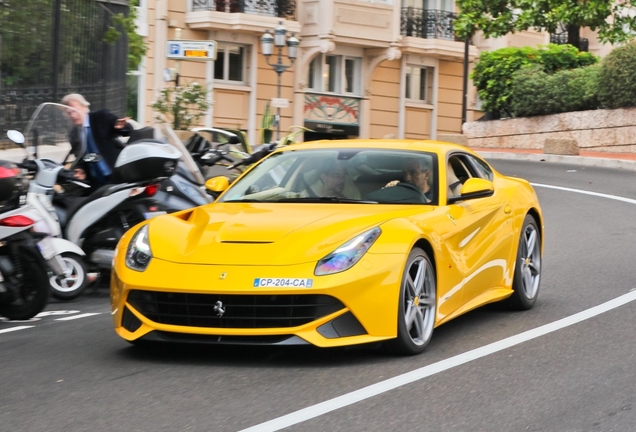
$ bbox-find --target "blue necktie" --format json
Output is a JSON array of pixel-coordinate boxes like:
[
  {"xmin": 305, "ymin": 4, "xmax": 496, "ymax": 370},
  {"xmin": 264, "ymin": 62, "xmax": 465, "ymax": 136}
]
[{"xmin": 85, "ymin": 125, "xmax": 112, "ymax": 184}]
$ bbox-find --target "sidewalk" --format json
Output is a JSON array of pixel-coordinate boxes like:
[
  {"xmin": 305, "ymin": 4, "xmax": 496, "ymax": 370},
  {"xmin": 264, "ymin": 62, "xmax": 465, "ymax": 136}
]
[{"xmin": 473, "ymin": 148, "xmax": 636, "ymax": 171}]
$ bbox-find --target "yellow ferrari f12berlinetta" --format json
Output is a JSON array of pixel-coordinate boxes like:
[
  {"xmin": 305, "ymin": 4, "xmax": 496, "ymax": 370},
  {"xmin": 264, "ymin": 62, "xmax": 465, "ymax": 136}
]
[{"xmin": 111, "ymin": 139, "xmax": 543, "ymax": 355}]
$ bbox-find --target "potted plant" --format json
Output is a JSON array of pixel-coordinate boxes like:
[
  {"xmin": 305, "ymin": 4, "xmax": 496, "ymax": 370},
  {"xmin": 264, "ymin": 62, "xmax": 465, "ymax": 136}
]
[{"xmin": 150, "ymin": 82, "xmax": 210, "ymax": 138}]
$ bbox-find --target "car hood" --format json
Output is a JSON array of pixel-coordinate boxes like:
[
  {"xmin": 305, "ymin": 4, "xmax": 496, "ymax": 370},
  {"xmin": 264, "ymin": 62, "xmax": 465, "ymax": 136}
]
[{"xmin": 147, "ymin": 203, "xmax": 431, "ymax": 265}]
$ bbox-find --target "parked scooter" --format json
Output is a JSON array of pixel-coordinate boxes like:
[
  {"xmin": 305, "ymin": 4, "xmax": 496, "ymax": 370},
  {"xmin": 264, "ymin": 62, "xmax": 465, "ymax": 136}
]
[
  {"xmin": 19, "ymin": 103, "xmax": 182, "ymax": 283},
  {"xmin": 0, "ymin": 157, "xmax": 50, "ymax": 320},
  {"xmin": 7, "ymin": 122, "xmax": 92, "ymax": 300},
  {"xmin": 125, "ymin": 124, "xmax": 215, "ymax": 212}
]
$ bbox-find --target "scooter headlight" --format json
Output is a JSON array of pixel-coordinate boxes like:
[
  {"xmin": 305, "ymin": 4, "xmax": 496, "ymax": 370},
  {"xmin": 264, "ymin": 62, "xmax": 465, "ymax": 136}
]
[
  {"xmin": 315, "ymin": 227, "xmax": 381, "ymax": 276},
  {"xmin": 126, "ymin": 225, "xmax": 152, "ymax": 271}
]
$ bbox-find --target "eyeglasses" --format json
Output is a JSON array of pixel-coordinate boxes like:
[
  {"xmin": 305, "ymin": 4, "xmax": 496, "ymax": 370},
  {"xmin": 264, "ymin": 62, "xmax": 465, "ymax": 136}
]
[{"xmin": 405, "ymin": 169, "xmax": 424, "ymax": 177}]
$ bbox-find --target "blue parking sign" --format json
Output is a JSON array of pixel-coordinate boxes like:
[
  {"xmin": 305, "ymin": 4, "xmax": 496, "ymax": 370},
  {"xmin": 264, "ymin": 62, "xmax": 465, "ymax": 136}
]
[{"xmin": 169, "ymin": 44, "xmax": 180, "ymax": 55}]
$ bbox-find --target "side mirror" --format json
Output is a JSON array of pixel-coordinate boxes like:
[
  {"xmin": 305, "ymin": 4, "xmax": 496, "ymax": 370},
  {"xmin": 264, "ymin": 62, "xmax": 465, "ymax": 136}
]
[
  {"xmin": 205, "ymin": 176, "xmax": 230, "ymax": 193},
  {"xmin": 7, "ymin": 130, "xmax": 25, "ymax": 146},
  {"xmin": 448, "ymin": 178, "xmax": 494, "ymax": 204}
]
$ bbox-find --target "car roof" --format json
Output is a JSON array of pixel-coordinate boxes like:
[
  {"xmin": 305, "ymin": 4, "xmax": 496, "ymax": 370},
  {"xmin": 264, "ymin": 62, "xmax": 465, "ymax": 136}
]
[{"xmin": 276, "ymin": 139, "xmax": 476, "ymax": 156}]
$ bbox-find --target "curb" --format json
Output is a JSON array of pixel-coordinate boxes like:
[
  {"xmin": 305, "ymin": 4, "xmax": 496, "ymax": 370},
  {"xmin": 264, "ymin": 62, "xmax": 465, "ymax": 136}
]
[{"xmin": 476, "ymin": 151, "xmax": 636, "ymax": 172}]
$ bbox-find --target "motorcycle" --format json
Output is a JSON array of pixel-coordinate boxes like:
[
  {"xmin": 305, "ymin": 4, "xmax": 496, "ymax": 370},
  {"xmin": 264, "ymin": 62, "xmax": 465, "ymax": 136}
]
[
  {"xmin": 18, "ymin": 103, "xmax": 182, "ymax": 284},
  {"xmin": 0, "ymin": 157, "xmax": 50, "ymax": 320}
]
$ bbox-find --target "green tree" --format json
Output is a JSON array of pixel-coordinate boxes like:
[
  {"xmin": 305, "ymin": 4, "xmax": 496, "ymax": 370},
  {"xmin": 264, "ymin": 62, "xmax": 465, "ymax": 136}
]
[
  {"xmin": 103, "ymin": 0, "xmax": 147, "ymax": 71},
  {"xmin": 455, "ymin": 0, "xmax": 636, "ymax": 48},
  {"xmin": 0, "ymin": 0, "xmax": 54, "ymax": 86}
]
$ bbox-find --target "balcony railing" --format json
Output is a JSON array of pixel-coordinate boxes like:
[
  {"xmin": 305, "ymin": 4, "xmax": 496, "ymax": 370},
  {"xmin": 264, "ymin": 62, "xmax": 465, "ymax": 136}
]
[
  {"xmin": 400, "ymin": 7, "xmax": 458, "ymax": 41},
  {"xmin": 549, "ymin": 34, "xmax": 589, "ymax": 52},
  {"xmin": 192, "ymin": 0, "xmax": 296, "ymax": 20}
]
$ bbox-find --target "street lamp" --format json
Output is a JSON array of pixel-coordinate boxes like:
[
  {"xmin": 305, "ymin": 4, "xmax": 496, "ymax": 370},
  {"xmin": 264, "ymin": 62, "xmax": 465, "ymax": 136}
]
[{"xmin": 260, "ymin": 21, "xmax": 299, "ymax": 141}]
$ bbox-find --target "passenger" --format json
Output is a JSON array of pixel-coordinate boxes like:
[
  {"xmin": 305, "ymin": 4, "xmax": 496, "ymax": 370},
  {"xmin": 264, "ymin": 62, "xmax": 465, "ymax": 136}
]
[
  {"xmin": 319, "ymin": 163, "xmax": 347, "ymax": 198},
  {"xmin": 308, "ymin": 159, "xmax": 360, "ymax": 199}
]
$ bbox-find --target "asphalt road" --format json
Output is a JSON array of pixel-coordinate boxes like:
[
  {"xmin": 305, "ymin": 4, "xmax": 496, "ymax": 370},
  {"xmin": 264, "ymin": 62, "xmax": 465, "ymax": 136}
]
[{"xmin": 2, "ymin": 159, "xmax": 636, "ymax": 432}]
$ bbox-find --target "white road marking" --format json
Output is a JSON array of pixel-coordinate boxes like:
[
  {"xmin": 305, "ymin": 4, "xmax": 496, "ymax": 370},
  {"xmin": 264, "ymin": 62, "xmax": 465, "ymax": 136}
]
[
  {"xmin": 55, "ymin": 313, "xmax": 101, "ymax": 321},
  {"xmin": 532, "ymin": 183, "xmax": 636, "ymax": 205},
  {"xmin": 240, "ymin": 290, "xmax": 636, "ymax": 432},
  {"xmin": 0, "ymin": 326, "xmax": 35, "ymax": 334}
]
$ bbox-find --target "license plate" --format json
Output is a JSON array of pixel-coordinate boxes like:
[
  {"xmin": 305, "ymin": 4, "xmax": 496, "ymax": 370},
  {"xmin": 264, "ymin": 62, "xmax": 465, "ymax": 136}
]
[
  {"xmin": 253, "ymin": 278, "xmax": 313, "ymax": 288},
  {"xmin": 37, "ymin": 237, "xmax": 57, "ymax": 260},
  {"xmin": 144, "ymin": 211, "xmax": 167, "ymax": 220}
]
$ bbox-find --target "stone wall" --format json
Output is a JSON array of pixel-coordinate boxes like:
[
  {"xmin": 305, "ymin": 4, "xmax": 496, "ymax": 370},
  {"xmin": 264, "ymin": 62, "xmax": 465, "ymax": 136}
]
[{"xmin": 462, "ymin": 107, "xmax": 636, "ymax": 153}]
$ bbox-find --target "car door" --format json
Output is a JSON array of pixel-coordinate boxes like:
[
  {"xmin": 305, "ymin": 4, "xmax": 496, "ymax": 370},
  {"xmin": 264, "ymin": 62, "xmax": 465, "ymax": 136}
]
[{"xmin": 442, "ymin": 153, "xmax": 515, "ymax": 309}]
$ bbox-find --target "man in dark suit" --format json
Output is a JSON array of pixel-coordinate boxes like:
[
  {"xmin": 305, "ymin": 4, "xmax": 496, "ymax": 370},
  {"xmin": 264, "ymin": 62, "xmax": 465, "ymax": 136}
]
[{"xmin": 61, "ymin": 93, "xmax": 132, "ymax": 187}]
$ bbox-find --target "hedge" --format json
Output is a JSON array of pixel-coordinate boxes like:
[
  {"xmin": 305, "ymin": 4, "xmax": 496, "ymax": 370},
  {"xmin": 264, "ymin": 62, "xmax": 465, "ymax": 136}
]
[
  {"xmin": 472, "ymin": 44, "xmax": 598, "ymax": 119},
  {"xmin": 597, "ymin": 40, "xmax": 636, "ymax": 109},
  {"xmin": 510, "ymin": 64, "xmax": 601, "ymax": 117}
]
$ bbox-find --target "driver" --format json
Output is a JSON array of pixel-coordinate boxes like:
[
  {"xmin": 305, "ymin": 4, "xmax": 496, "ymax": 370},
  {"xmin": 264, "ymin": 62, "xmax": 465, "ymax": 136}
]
[
  {"xmin": 384, "ymin": 158, "xmax": 432, "ymax": 202},
  {"xmin": 62, "ymin": 93, "xmax": 132, "ymax": 188}
]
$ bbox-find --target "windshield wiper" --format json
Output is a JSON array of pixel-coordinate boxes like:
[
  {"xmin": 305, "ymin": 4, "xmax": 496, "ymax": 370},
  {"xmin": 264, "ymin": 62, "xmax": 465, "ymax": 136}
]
[
  {"xmin": 223, "ymin": 199, "xmax": 264, "ymax": 203},
  {"xmin": 276, "ymin": 196, "xmax": 378, "ymax": 204}
]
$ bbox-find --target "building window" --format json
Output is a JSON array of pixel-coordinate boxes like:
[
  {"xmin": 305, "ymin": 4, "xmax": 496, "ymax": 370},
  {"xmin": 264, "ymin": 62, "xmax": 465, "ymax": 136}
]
[
  {"xmin": 307, "ymin": 54, "xmax": 362, "ymax": 95},
  {"xmin": 423, "ymin": 0, "xmax": 454, "ymax": 11},
  {"xmin": 405, "ymin": 65, "xmax": 433, "ymax": 103},
  {"xmin": 214, "ymin": 44, "xmax": 246, "ymax": 83}
]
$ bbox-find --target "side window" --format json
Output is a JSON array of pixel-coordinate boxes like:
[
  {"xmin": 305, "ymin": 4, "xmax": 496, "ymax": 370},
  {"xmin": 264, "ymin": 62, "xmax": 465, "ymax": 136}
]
[{"xmin": 468, "ymin": 156, "xmax": 494, "ymax": 181}]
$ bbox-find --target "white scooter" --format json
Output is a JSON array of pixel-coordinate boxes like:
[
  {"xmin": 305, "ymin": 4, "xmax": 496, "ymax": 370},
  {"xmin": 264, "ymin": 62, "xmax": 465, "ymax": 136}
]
[{"xmin": 7, "ymin": 127, "xmax": 91, "ymax": 300}]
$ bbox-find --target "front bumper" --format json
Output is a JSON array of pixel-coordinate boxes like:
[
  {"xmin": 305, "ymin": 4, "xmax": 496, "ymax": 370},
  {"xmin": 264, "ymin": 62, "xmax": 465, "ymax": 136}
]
[{"xmin": 111, "ymin": 253, "xmax": 405, "ymax": 347}]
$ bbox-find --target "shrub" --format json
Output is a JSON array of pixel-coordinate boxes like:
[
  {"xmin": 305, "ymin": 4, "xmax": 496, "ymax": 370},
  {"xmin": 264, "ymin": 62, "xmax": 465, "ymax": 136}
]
[
  {"xmin": 538, "ymin": 44, "xmax": 598, "ymax": 73},
  {"xmin": 472, "ymin": 44, "xmax": 599, "ymax": 119},
  {"xmin": 597, "ymin": 40, "xmax": 636, "ymax": 109},
  {"xmin": 150, "ymin": 82, "xmax": 209, "ymax": 130},
  {"xmin": 511, "ymin": 64, "xmax": 600, "ymax": 117}
]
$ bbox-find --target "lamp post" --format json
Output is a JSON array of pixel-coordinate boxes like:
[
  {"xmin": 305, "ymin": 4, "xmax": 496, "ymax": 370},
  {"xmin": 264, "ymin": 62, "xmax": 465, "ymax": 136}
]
[{"xmin": 260, "ymin": 21, "xmax": 299, "ymax": 141}]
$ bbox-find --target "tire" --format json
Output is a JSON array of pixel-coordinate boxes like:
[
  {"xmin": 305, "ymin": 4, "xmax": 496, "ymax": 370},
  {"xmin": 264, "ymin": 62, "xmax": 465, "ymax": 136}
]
[
  {"xmin": 386, "ymin": 247, "xmax": 437, "ymax": 356},
  {"xmin": 49, "ymin": 252, "xmax": 89, "ymax": 301},
  {"xmin": 504, "ymin": 214, "xmax": 542, "ymax": 310},
  {"xmin": 0, "ymin": 248, "xmax": 50, "ymax": 320}
]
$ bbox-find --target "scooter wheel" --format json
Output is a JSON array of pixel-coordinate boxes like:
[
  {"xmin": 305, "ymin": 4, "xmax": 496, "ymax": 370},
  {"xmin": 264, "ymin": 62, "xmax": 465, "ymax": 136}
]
[{"xmin": 50, "ymin": 253, "xmax": 89, "ymax": 301}]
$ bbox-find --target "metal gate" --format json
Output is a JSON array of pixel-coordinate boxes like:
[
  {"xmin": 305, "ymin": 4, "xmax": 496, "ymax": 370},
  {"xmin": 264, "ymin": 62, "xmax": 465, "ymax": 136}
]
[{"xmin": 0, "ymin": 0, "xmax": 129, "ymax": 138}]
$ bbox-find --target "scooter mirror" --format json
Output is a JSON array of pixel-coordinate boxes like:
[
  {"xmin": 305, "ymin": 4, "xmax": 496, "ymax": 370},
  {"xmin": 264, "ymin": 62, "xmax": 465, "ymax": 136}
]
[
  {"xmin": 83, "ymin": 153, "xmax": 103, "ymax": 163},
  {"xmin": 205, "ymin": 176, "xmax": 230, "ymax": 193},
  {"xmin": 7, "ymin": 130, "xmax": 25, "ymax": 146}
]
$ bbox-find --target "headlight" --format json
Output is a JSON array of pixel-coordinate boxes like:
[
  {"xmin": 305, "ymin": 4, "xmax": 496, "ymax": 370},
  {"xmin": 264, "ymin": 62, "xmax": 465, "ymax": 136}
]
[
  {"xmin": 126, "ymin": 225, "xmax": 152, "ymax": 271},
  {"xmin": 315, "ymin": 227, "xmax": 381, "ymax": 276}
]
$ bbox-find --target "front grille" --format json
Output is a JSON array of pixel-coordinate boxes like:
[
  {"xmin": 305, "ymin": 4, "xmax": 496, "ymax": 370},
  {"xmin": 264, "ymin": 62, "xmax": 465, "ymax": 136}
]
[
  {"xmin": 146, "ymin": 332, "xmax": 298, "ymax": 345},
  {"xmin": 127, "ymin": 290, "xmax": 344, "ymax": 329}
]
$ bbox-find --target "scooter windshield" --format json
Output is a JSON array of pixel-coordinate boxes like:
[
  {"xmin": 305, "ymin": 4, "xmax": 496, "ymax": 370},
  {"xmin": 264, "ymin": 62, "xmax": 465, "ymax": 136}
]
[
  {"xmin": 157, "ymin": 124, "xmax": 206, "ymax": 185},
  {"xmin": 22, "ymin": 102, "xmax": 84, "ymax": 165}
]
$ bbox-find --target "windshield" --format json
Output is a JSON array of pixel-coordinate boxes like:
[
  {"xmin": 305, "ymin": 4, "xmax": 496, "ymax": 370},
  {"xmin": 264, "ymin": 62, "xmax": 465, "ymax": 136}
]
[
  {"xmin": 22, "ymin": 102, "xmax": 83, "ymax": 164},
  {"xmin": 157, "ymin": 124, "xmax": 206, "ymax": 185},
  {"xmin": 218, "ymin": 148, "xmax": 438, "ymax": 204}
]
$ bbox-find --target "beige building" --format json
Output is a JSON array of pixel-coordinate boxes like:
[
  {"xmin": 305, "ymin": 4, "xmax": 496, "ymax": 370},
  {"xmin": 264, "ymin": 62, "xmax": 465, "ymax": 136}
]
[{"xmin": 133, "ymin": 0, "xmax": 610, "ymax": 144}]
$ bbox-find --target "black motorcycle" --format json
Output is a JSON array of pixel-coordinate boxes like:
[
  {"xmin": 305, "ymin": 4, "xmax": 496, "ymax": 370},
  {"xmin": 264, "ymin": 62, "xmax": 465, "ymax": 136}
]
[{"xmin": 0, "ymin": 158, "xmax": 49, "ymax": 320}]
